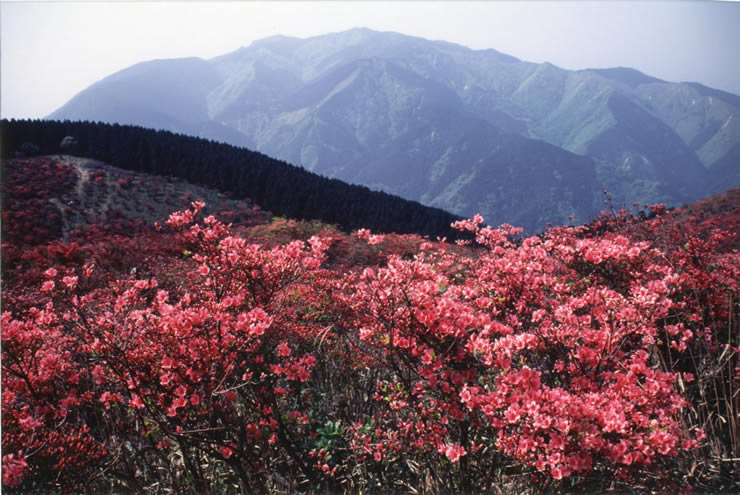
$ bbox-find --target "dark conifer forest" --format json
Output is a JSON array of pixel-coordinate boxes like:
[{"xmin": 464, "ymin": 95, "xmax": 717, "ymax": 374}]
[{"xmin": 1, "ymin": 119, "xmax": 462, "ymax": 239}]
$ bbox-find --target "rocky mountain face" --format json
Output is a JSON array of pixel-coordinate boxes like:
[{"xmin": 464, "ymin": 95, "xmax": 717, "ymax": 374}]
[{"xmin": 50, "ymin": 28, "xmax": 740, "ymax": 232}]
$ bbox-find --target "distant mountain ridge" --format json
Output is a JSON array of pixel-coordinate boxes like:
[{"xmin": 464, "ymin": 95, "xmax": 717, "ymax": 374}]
[{"xmin": 50, "ymin": 28, "xmax": 740, "ymax": 232}]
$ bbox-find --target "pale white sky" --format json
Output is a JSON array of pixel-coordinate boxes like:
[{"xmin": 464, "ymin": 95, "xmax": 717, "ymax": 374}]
[{"xmin": 2, "ymin": 1, "xmax": 739, "ymax": 119}]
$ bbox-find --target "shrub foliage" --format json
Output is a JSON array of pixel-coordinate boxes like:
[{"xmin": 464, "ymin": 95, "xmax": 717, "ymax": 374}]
[{"xmin": 2, "ymin": 192, "xmax": 739, "ymax": 492}]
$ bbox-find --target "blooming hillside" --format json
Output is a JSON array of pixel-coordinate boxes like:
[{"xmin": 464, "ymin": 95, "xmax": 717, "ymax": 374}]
[{"xmin": 2, "ymin": 158, "xmax": 738, "ymax": 493}]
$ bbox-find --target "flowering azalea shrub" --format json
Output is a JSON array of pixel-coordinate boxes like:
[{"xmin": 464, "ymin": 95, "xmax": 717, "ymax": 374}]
[
  {"xmin": 337, "ymin": 214, "xmax": 732, "ymax": 492},
  {"xmin": 2, "ymin": 201, "xmax": 738, "ymax": 493},
  {"xmin": 3, "ymin": 202, "xmax": 339, "ymax": 492}
]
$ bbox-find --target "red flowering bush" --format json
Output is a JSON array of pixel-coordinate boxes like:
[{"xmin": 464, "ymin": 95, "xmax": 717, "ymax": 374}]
[
  {"xmin": 333, "ymin": 215, "xmax": 726, "ymax": 492},
  {"xmin": 2, "ymin": 201, "xmax": 737, "ymax": 493},
  {"xmin": 3, "ymin": 202, "xmax": 339, "ymax": 492}
]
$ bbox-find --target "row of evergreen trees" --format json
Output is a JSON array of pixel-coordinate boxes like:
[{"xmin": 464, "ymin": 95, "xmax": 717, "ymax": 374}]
[{"xmin": 1, "ymin": 119, "xmax": 463, "ymax": 238}]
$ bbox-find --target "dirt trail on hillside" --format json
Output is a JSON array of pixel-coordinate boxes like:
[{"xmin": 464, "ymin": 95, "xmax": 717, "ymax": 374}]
[
  {"xmin": 54, "ymin": 155, "xmax": 92, "ymax": 201},
  {"xmin": 46, "ymin": 156, "xmax": 96, "ymax": 242},
  {"xmin": 69, "ymin": 156, "xmax": 90, "ymax": 201}
]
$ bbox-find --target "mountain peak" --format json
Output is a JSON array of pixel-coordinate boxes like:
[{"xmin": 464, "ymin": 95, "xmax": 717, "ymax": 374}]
[
  {"xmin": 251, "ymin": 34, "xmax": 300, "ymax": 45},
  {"xmin": 251, "ymin": 27, "xmax": 381, "ymax": 48},
  {"xmin": 586, "ymin": 67, "xmax": 665, "ymax": 88}
]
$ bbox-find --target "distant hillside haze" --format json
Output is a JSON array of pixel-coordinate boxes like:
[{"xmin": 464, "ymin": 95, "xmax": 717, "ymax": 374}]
[{"xmin": 49, "ymin": 28, "xmax": 740, "ymax": 232}]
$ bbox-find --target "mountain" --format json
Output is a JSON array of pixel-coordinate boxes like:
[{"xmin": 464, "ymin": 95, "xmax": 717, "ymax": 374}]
[{"xmin": 49, "ymin": 28, "xmax": 740, "ymax": 232}]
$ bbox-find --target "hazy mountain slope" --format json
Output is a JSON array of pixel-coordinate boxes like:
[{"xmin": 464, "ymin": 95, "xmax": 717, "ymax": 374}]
[
  {"xmin": 708, "ymin": 143, "xmax": 740, "ymax": 191},
  {"xmin": 586, "ymin": 92, "xmax": 709, "ymax": 204},
  {"xmin": 413, "ymin": 121, "xmax": 597, "ymax": 229},
  {"xmin": 49, "ymin": 58, "xmax": 252, "ymax": 147},
  {"xmin": 634, "ymin": 81, "xmax": 740, "ymax": 169},
  {"xmin": 214, "ymin": 55, "xmax": 599, "ymax": 229},
  {"xmin": 49, "ymin": 28, "xmax": 740, "ymax": 231}
]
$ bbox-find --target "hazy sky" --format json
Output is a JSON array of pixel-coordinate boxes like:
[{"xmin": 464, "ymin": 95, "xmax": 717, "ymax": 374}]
[{"xmin": 2, "ymin": 1, "xmax": 739, "ymax": 119}]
